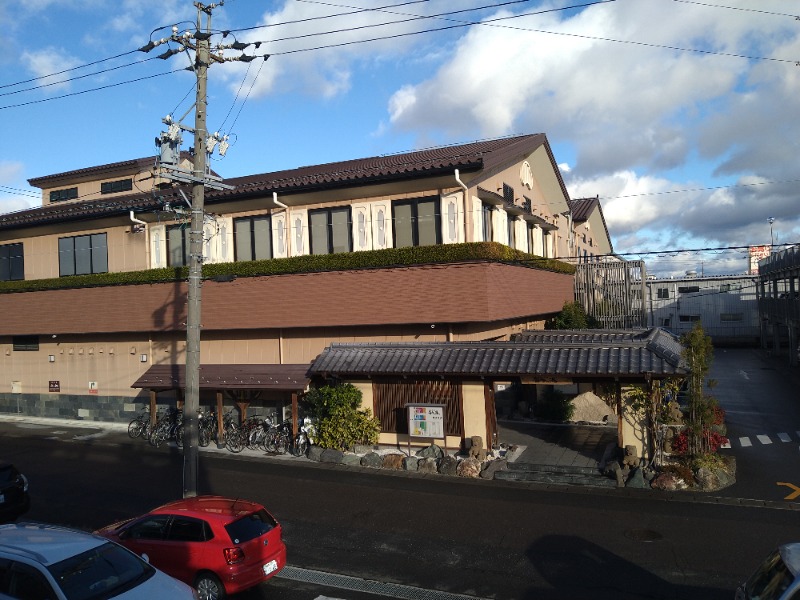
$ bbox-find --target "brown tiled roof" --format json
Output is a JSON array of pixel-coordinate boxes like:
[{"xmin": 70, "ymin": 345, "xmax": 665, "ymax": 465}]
[
  {"xmin": 569, "ymin": 197, "xmax": 598, "ymax": 222},
  {"xmin": 308, "ymin": 328, "xmax": 687, "ymax": 380},
  {"xmin": 3, "ymin": 134, "xmax": 548, "ymax": 232},
  {"xmin": 131, "ymin": 363, "xmax": 310, "ymax": 391},
  {"xmin": 27, "ymin": 153, "xmax": 193, "ymax": 187}
]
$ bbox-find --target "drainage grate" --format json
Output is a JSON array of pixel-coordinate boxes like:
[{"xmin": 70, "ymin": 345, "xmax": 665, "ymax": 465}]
[{"xmin": 277, "ymin": 565, "xmax": 489, "ymax": 600}]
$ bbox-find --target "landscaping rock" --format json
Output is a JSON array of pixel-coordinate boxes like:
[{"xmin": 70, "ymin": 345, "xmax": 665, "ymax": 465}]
[
  {"xmin": 456, "ymin": 457, "xmax": 481, "ymax": 478},
  {"xmin": 695, "ymin": 467, "xmax": 720, "ymax": 491},
  {"xmin": 307, "ymin": 446, "xmax": 324, "ymax": 462},
  {"xmin": 360, "ymin": 452, "xmax": 383, "ymax": 468},
  {"xmin": 382, "ymin": 454, "xmax": 405, "ymax": 470},
  {"xmin": 416, "ymin": 444, "xmax": 444, "ymax": 460},
  {"xmin": 625, "ymin": 467, "xmax": 648, "ymax": 489},
  {"xmin": 353, "ymin": 444, "xmax": 374, "ymax": 454},
  {"xmin": 403, "ymin": 456, "xmax": 419, "ymax": 471},
  {"xmin": 481, "ymin": 458, "xmax": 507, "ymax": 479},
  {"xmin": 438, "ymin": 455, "xmax": 458, "ymax": 476},
  {"xmin": 418, "ymin": 457, "xmax": 438, "ymax": 474},
  {"xmin": 651, "ymin": 472, "xmax": 688, "ymax": 491},
  {"xmin": 341, "ymin": 453, "xmax": 362, "ymax": 466},
  {"xmin": 320, "ymin": 448, "xmax": 344, "ymax": 464}
]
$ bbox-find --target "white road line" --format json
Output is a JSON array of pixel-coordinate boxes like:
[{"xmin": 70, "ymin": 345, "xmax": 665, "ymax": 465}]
[
  {"xmin": 778, "ymin": 433, "xmax": 791, "ymax": 443},
  {"xmin": 757, "ymin": 435, "xmax": 773, "ymax": 445},
  {"xmin": 739, "ymin": 437, "xmax": 752, "ymax": 447}
]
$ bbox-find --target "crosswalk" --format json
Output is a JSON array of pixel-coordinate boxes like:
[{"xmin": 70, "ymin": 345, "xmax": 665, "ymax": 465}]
[{"xmin": 721, "ymin": 430, "xmax": 800, "ymax": 449}]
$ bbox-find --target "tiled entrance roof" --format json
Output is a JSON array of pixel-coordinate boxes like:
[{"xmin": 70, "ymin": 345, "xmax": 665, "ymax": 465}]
[
  {"xmin": 132, "ymin": 364, "xmax": 311, "ymax": 391},
  {"xmin": 308, "ymin": 328, "xmax": 688, "ymax": 380}
]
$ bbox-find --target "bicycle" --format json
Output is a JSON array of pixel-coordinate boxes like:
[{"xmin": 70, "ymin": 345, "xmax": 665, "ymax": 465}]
[
  {"xmin": 150, "ymin": 407, "xmax": 183, "ymax": 449},
  {"xmin": 127, "ymin": 407, "xmax": 151, "ymax": 440},
  {"xmin": 292, "ymin": 417, "xmax": 315, "ymax": 457},
  {"xmin": 220, "ymin": 410, "xmax": 244, "ymax": 453}
]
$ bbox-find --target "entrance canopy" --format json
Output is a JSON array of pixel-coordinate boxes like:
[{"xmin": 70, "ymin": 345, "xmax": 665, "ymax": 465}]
[{"xmin": 132, "ymin": 364, "xmax": 310, "ymax": 392}]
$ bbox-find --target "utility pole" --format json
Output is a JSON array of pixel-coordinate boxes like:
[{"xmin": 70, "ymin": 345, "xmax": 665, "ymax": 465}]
[{"xmin": 140, "ymin": 1, "xmax": 262, "ymax": 497}]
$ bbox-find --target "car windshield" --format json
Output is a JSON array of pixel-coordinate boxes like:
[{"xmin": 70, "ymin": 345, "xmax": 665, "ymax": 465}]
[
  {"xmin": 745, "ymin": 549, "xmax": 794, "ymax": 600},
  {"xmin": 224, "ymin": 509, "xmax": 277, "ymax": 544},
  {"xmin": 48, "ymin": 541, "xmax": 155, "ymax": 600}
]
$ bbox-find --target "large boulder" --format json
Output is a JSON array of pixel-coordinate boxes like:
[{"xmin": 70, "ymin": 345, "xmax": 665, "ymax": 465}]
[
  {"xmin": 320, "ymin": 448, "xmax": 344, "ymax": 464},
  {"xmin": 416, "ymin": 444, "xmax": 444, "ymax": 460},
  {"xmin": 570, "ymin": 391, "xmax": 615, "ymax": 423},
  {"xmin": 418, "ymin": 457, "xmax": 438, "ymax": 474},
  {"xmin": 360, "ymin": 452, "xmax": 383, "ymax": 468},
  {"xmin": 480, "ymin": 458, "xmax": 508, "ymax": 479},
  {"xmin": 403, "ymin": 456, "xmax": 420, "ymax": 471},
  {"xmin": 438, "ymin": 455, "xmax": 458, "ymax": 476},
  {"xmin": 456, "ymin": 457, "xmax": 481, "ymax": 478},
  {"xmin": 382, "ymin": 454, "xmax": 405, "ymax": 470}
]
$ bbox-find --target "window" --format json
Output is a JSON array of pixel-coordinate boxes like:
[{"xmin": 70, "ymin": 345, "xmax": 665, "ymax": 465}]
[
  {"xmin": 657, "ymin": 288, "xmax": 669, "ymax": 299},
  {"xmin": 0, "ymin": 243, "xmax": 23, "ymax": 281},
  {"xmin": 661, "ymin": 317, "xmax": 671, "ymax": 327},
  {"xmin": 12, "ymin": 336, "xmax": 38, "ymax": 351},
  {"xmin": 677, "ymin": 285, "xmax": 700, "ymax": 293},
  {"xmin": 125, "ymin": 516, "xmax": 170, "ymax": 540},
  {"xmin": 58, "ymin": 233, "xmax": 107, "ymax": 276},
  {"xmin": 309, "ymin": 207, "xmax": 352, "ymax": 255},
  {"xmin": 167, "ymin": 225, "xmax": 190, "ymax": 267},
  {"xmin": 234, "ymin": 215, "xmax": 272, "ymax": 261},
  {"xmin": 168, "ymin": 517, "xmax": 213, "ymax": 542},
  {"xmin": 100, "ymin": 178, "xmax": 133, "ymax": 194},
  {"xmin": 481, "ymin": 203, "xmax": 494, "ymax": 242},
  {"xmin": 49, "ymin": 187, "xmax": 78, "ymax": 202},
  {"xmin": 392, "ymin": 197, "xmax": 441, "ymax": 248},
  {"xmin": 502, "ymin": 183, "xmax": 514, "ymax": 205},
  {"xmin": 507, "ymin": 215, "xmax": 516, "ymax": 248},
  {"xmin": 720, "ymin": 283, "xmax": 731, "ymax": 293},
  {"xmin": 1, "ymin": 562, "xmax": 55, "ymax": 600},
  {"xmin": 679, "ymin": 315, "xmax": 701, "ymax": 322}
]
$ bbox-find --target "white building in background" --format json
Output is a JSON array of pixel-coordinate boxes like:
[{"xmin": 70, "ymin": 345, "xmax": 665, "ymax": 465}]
[{"xmin": 644, "ymin": 273, "xmax": 759, "ymax": 345}]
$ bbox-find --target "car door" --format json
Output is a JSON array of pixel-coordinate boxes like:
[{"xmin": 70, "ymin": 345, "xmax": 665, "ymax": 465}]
[
  {"xmin": 118, "ymin": 515, "xmax": 175, "ymax": 577},
  {"xmin": 163, "ymin": 516, "xmax": 213, "ymax": 585}
]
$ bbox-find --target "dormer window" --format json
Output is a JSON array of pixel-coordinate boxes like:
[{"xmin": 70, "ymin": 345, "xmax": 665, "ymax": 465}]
[
  {"xmin": 49, "ymin": 187, "xmax": 78, "ymax": 203},
  {"xmin": 100, "ymin": 178, "xmax": 133, "ymax": 194}
]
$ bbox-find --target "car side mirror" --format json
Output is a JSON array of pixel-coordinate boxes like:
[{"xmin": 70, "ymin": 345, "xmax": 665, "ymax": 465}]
[{"xmin": 141, "ymin": 553, "xmax": 149, "ymax": 563}]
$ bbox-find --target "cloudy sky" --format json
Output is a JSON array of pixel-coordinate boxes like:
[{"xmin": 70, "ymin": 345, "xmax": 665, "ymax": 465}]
[{"xmin": 0, "ymin": 0, "xmax": 796, "ymax": 277}]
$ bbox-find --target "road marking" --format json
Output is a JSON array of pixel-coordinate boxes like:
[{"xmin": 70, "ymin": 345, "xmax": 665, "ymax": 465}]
[
  {"xmin": 738, "ymin": 370, "xmax": 750, "ymax": 380},
  {"xmin": 757, "ymin": 435, "xmax": 772, "ymax": 445},
  {"xmin": 778, "ymin": 433, "xmax": 791, "ymax": 443},
  {"xmin": 739, "ymin": 437, "xmax": 752, "ymax": 447},
  {"xmin": 777, "ymin": 482, "xmax": 800, "ymax": 501}
]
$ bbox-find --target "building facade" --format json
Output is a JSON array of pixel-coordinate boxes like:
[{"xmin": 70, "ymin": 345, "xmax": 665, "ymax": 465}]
[
  {"xmin": 757, "ymin": 245, "xmax": 800, "ymax": 364},
  {"xmin": 0, "ymin": 134, "xmax": 611, "ymax": 447}
]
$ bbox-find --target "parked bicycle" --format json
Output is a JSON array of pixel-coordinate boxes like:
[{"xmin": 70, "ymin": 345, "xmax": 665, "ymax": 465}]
[
  {"xmin": 220, "ymin": 410, "xmax": 244, "ymax": 453},
  {"xmin": 127, "ymin": 407, "xmax": 152, "ymax": 440},
  {"xmin": 149, "ymin": 407, "xmax": 183, "ymax": 449},
  {"xmin": 264, "ymin": 421, "xmax": 292, "ymax": 455}
]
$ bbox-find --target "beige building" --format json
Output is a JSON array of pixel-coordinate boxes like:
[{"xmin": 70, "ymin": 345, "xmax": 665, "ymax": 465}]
[{"xmin": 0, "ymin": 134, "xmax": 612, "ymax": 448}]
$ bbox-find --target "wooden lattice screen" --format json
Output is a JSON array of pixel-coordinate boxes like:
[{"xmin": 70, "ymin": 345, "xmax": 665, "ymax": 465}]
[{"xmin": 372, "ymin": 379, "xmax": 464, "ymax": 437}]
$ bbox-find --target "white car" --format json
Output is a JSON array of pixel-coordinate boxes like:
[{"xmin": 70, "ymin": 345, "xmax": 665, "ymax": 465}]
[
  {"xmin": 0, "ymin": 522, "xmax": 197, "ymax": 599},
  {"xmin": 736, "ymin": 543, "xmax": 800, "ymax": 600}
]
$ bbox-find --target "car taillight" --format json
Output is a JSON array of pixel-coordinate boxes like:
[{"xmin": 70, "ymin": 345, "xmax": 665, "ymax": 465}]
[{"xmin": 223, "ymin": 547, "xmax": 245, "ymax": 565}]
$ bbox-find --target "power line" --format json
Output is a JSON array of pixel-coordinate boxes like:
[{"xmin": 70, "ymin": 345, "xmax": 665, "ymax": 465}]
[
  {"xmin": 597, "ymin": 177, "xmax": 800, "ymax": 201},
  {"xmin": 668, "ymin": 0, "xmax": 800, "ymax": 19}
]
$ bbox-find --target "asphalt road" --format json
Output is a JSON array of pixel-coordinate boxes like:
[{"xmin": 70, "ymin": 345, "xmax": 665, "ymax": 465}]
[
  {"xmin": 1, "ymin": 415, "xmax": 800, "ymax": 600},
  {"xmin": 1, "ymin": 348, "xmax": 799, "ymax": 600}
]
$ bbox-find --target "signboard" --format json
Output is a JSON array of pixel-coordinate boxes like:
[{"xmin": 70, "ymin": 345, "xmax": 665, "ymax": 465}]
[
  {"xmin": 407, "ymin": 404, "xmax": 445, "ymax": 439},
  {"xmin": 88, "ymin": 381, "xmax": 98, "ymax": 395},
  {"xmin": 749, "ymin": 245, "xmax": 771, "ymax": 274},
  {"xmin": 49, "ymin": 381, "xmax": 60, "ymax": 393}
]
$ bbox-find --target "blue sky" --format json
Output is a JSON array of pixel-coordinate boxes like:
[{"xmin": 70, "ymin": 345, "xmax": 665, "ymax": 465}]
[{"xmin": 1, "ymin": 0, "xmax": 797, "ymax": 277}]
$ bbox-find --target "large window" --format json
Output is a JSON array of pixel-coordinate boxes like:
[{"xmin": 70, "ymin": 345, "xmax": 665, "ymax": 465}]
[
  {"xmin": 309, "ymin": 207, "xmax": 352, "ymax": 255},
  {"xmin": 481, "ymin": 202, "xmax": 494, "ymax": 242},
  {"xmin": 100, "ymin": 178, "xmax": 133, "ymax": 194},
  {"xmin": 12, "ymin": 336, "xmax": 38, "ymax": 351},
  {"xmin": 0, "ymin": 243, "xmax": 23, "ymax": 281},
  {"xmin": 49, "ymin": 187, "xmax": 78, "ymax": 203},
  {"xmin": 234, "ymin": 215, "xmax": 272, "ymax": 261},
  {"xmin": 58, "ymin": 233, "xmax": 107, "ymax": 276},
  {"xmin": 657, "ymin": 288, "xmax": 669, "ymax": 299},
  {"xmin": 507, "ymin": 214, "xmax": 516, "ymax": 249},
  {"xmin": 393, "ymin": 197, "xmax": 441, "ymax": 248},
  {"xmin": 167, "ymin": 225, "xmax": 190, "ymax": 267}
]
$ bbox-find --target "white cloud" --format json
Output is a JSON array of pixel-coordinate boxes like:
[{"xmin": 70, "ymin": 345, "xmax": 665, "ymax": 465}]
[{"xmin": 20, "ymin": 48, "xmax": 83, "ymax": 91}]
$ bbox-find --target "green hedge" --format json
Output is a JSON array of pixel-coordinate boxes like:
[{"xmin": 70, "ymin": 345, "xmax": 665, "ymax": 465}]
[{"xmin": 0, "ymin": 242, "xmax": 575, "ymax": 294}]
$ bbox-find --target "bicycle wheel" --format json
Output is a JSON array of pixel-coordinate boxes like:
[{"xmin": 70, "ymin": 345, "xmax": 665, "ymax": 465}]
[
  {"xmin": 275, "ymin": 432, "xmax": 289, "ymax": 455},
  {"xmin": 226, "ymin": 430, "xmax": 244, "ymax": 453},
  {"xmin": 127, "ymin": 419, "xmax": 143, "ymax": 439},
  {"xmin": 263, "ymin": 430, "xmax": 277, "ymax": 453},
  {"xmin": 150, "ymin": 429, "xmax": 165, "ymax": 448},
  {"xmin": 199, "ymin": 427, "xmax": 210, "ymax": 447}
]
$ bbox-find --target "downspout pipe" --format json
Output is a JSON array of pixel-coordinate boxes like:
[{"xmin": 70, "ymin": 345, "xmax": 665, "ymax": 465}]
[
  {"xmin": 130, "ymin": 211, "xmax": 151, "ymax": 267},
  {"xmin": 454, "ymin": 170, "xmax": 469, "ymax": 243}
]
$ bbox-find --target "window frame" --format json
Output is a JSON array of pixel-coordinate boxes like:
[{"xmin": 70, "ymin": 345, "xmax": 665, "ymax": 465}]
[
  {"xmin": 0, "ymin": 242, "xmax": 24, "ymax": 281},
  {"xmin": 234, "ymin": 214, "xmax": 273, "ymax": 262},
  {"xmin": 308, "ymin": 206, "xmax": 353, "ymax": 255},
  {"xmin": 100, "ymin": 178, "xmax": 133, "ymax": 195},
  {"xmin": 58, "ymin": 233, "xmax": 108, "ymax": 277},
  {"xmin": 49, "ymin": 187, "xmax": 78, "ymax": 203},
  {"xmin": 166, "ymin": 225, "xmax": 190, "ymax": 267},
  {"xmin": 391, "ymin": 197, "xmax": 442, "ymax": 249}
]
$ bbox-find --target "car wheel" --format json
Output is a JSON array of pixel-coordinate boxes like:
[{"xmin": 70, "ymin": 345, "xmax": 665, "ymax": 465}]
[{"xmin": 194, "ymin": 572, "xmax": 226, "ymax": 600}]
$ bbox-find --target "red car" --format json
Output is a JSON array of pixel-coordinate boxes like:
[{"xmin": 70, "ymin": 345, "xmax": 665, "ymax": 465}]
[{"xmin": 95, "ymin": 495, "xmax": 286, "ymax": 600}]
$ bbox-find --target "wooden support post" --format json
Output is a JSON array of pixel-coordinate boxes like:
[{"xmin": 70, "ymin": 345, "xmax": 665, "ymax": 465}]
[
  {"xmin": 149, "ymin": 390, "xmax": 157, "ymax": 427},
  {"xmin": 216, "ymin": 391, "xmax": 224, "ymax": 441}
]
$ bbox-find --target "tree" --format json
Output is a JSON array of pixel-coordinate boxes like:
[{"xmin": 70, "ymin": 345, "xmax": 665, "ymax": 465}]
[
  {"xmin": 680, "ymin": 322, "xmax": 721, "ymax": 456},
  {"xmin": 302, "ymin": 383, "xmax": 380, "ymax": 451},
  {"xmin": 545, "ymin": 301, "xmax": 591, "ymax": 329}
]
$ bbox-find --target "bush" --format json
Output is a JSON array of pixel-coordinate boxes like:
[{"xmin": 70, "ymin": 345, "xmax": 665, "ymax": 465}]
[
  {"xmin": 660, "ymin": 463, "xmax": 695, "ymax": 487},
  {"xmin": 303, "ymin": 383, "xmax": 380, "ymax": 451}
]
